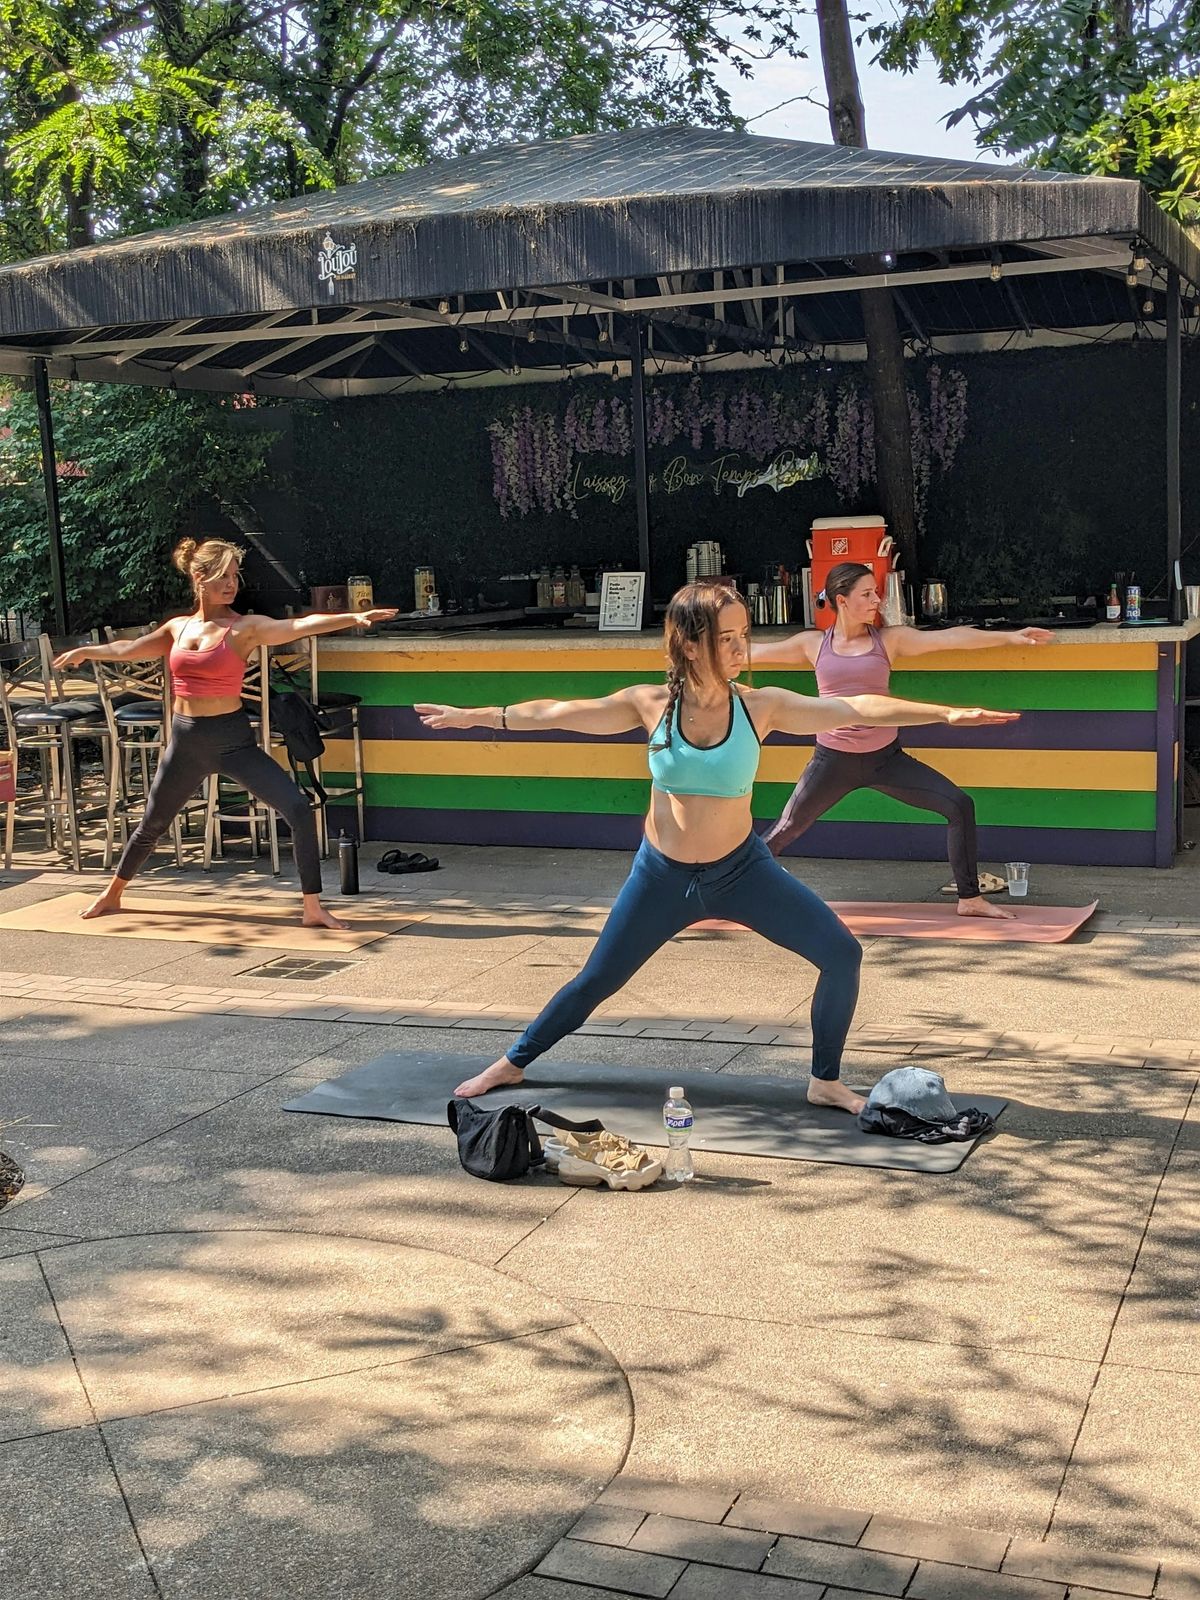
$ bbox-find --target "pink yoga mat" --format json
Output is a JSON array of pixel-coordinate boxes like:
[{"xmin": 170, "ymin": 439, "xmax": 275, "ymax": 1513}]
[{"xmin": 689, "ymin": 901, "xmax": 1098, "ymax": 943}]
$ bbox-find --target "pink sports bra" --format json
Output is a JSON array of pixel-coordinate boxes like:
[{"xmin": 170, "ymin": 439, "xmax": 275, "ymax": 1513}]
[
  {"xmin": 168, "ymin": 622, "xmax": 247, "ymax": 700},
  {"xmin": 814, "ymin": 625, "xmax": 895, "ymax": 753}
]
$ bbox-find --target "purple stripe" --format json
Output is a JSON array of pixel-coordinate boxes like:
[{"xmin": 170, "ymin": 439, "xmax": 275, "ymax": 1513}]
[
  {"xmin": 1154, "ymin": 644, "xmax": 1177, "ymax": 868},
  {"xmin": 358, "ymin": 706, "xmax": 1156, "ymax": 752},
  {"xmin": 354, "ymin": 806, "xmax": 1155, "ymax": 867}
]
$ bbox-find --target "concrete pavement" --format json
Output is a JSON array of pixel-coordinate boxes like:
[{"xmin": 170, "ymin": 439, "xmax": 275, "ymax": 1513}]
[{"xmin": 1, "ymin": 836, "xmax": 1198, "ymax": 1597}]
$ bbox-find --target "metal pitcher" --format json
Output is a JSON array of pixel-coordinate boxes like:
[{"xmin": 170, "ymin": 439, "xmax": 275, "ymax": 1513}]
[
  {"xmin": 882, "ymin": 571, "xmax": 906, "ymax": 627},
  {"xmin": 921, "ymin": 581, "xmax": 948, "ymax": 622}
]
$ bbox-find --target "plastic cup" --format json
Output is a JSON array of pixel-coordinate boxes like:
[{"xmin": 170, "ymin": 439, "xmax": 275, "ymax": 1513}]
[{"xmin": 1005, "ymin": 862, "xmax": 1030, "ymax": 898}]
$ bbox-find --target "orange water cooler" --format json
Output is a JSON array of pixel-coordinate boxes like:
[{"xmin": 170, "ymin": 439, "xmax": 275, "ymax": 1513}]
[{"xmin": 808, "ymin": 515, "xmax": 893, "ymax": 631}]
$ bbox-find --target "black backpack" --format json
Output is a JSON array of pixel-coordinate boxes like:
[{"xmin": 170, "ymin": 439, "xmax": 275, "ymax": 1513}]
[
  {"xmin": 447, "ymin": 1099, "xmax": 603, "ymax": 1182},
  {"xmin": 268, "ymin": 685, "xmax": 330, "ymax": 804}
]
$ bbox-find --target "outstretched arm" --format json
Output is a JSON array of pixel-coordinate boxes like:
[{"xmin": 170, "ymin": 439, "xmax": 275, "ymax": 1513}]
[
  {"xmin": 749, "ymin": 629, "xmax": 819, "ymax": 667},
  {"xmin": 754, "ymin": 685, "xmax": 1020, "ymax": 738},
  {"xmin": 416, "ymin": 686, "xmax": 650, "ymax": 736},
  {"xmin": 886, "ymin": 624, "xmax": 1053, "ymax": 658},
  {"xmin": 244, "ymin": 608, "xmax": 398, "ymax": 646},
  {"xmin": 53, "ymin": 623, "xmax": 174, "ymax": 668}
]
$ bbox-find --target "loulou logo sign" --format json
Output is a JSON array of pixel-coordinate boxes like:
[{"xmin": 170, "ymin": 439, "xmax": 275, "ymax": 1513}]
[{"xmin": 317, "ymin": 233, "xmax": 357, "ymax": 295}]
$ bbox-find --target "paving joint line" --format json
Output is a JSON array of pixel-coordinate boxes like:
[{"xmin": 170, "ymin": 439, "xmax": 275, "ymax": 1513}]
[
  {"xmin": 34, "ymin": 1251, "xmax": 165, "ymax": 1599},
  {"xmin": 1042, "ymin": 1073, "xmax": 1200, "ymax": 1545}
]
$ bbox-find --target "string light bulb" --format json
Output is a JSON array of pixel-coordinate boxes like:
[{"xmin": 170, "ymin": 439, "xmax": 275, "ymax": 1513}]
[
  {"xmin": 610, "ymin": 362, "xmax": 620, "ymax": 380},
  {"xmin": 1133, "ymin": 254, "xmax": 1148, "ymax": 273},
  {"xmin": 881, "ymin": 252, "xmax": 896, "ymax": 269},
  {"xmin": 1126, "ymin": 268, "xmax": 1139, "ymax": 286},
  {"xmin": 458, "ymin": 337, "xmax": 469, "ymax": 352},
  {"xmin": 1143, "ymin": 296, "xmax": 1155, "ymax": 315},
  {"xmin": 438, "ymin": 299, "xmax": 450, "ymax": 315}
]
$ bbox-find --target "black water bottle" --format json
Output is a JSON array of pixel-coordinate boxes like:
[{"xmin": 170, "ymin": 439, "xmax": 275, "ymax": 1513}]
[{"xmin": 338, "ymin": 831, "xmax": 359, "ymax": 895}]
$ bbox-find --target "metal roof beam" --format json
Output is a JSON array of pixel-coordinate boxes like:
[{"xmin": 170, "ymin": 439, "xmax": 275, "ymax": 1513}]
[
  {"xmin": 290, "ymin": 334, "xmax": 376, "ymax": 381},
  {"xmin": 4, "ymin": 249, "xmax": 1128, "ymax": 363}
]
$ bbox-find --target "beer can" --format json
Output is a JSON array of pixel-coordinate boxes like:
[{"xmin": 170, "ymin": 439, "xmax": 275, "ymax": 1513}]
[
  {"xmin": 347, "ymin": 574, "xmax": 373, "ymax": 612},
  {"xmin": 1125, "ymin": 584, "xmax": 1141, "ymax": 621},
  {"xmin": 414, "ymin": 566, "xmax": 435, "ymax": 612}
]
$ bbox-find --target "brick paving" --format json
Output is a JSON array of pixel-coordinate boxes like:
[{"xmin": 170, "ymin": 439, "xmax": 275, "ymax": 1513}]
[{"xmin": 511, "ymin": 1480, "xmax": 1200, "ymax": 1599}]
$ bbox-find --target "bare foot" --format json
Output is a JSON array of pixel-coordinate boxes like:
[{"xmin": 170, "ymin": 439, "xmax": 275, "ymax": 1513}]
[
  {"xmin": 81, "ymin": 893, "xmax": 122, "ymax": 920},
  {"xmin": 301, "ymin": 905, "xmax": 350, "ymax": 930},
  {"xmin": 957, "ymin": 896, "xmax": 1014, "ymax": 920},
  {"xmin": 807, "ymin": 1078, "xmax": 866, "ymax": 1115},
  {"xmin": 454, "ymin": 1059, "xmax": 526, "ymax": 1099}
]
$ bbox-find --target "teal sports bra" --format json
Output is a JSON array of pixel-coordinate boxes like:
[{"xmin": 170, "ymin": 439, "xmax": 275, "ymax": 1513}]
[{"xmin": 648, "ymin": 690, "xmax": 761, "ymax": 799}]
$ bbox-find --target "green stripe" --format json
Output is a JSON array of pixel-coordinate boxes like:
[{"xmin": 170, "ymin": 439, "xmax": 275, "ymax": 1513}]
[
  {"xmin": 324, "ymin": 771, "xmax": 1155, "ymax": 830},
  {"xmin": 322, "ymin": 667, "xmax": 1158, "ymax": 712}
]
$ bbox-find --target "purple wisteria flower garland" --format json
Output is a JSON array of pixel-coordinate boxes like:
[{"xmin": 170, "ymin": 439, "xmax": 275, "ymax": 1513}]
[{"xmin": 487, "ymin": 366, "xmax": 968, "ymax": 526}]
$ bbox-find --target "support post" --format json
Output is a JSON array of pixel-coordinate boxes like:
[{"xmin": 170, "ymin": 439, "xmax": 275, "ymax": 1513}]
[
  {"xmin": 33, "ymin": 360, "xmax": 69, "ymax": 634},
  {"xmin": 627, "ymin": 315, "xmax": 653, "ymax": 627},
  {"xmin": 1166, "ymin": 266, "xmax": 1182, "ymax": 624}
]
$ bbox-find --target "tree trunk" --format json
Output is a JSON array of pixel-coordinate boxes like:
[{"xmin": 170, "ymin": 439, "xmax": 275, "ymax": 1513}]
[{"xmin": 814, "ymin": 0, "xmax": 918, "ymax": 578}]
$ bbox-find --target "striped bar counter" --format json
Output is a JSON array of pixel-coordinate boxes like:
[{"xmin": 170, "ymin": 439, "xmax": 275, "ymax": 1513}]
[{"xmin": 318, "ymin": 620, "xmax": 1199, "ymax": 869}]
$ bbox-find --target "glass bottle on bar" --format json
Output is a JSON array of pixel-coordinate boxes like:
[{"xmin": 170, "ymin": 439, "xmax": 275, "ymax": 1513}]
[
  {"xmin": 551, "ymin": 565, "xmax": 567, "ymax": 607},
  {"xmin": 567, "ymin": 564, "xmax": 585, "ymax": 609},
  {"xmin": 536, "ymin": 567, "xmax": 552, "ymax": 608}
]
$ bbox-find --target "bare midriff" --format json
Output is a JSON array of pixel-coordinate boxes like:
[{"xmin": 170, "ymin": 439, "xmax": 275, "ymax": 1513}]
[
  {"xmin": 644, "ymin": 789, "xmax": 755, "ymax": 864},
  {"xmin": 172, "ymin": 694, "xmax": 245, "ymax": 717}
]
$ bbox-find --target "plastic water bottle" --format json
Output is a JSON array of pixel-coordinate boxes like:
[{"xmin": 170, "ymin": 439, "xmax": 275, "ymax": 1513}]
[{"xmin": 663, "ymin": 1086, "xmax": 695, "ymax": 1182}]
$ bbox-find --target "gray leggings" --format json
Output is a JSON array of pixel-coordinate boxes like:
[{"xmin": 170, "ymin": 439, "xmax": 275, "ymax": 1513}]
[
  {"xmin": 115, "ymin": 710, "xmax": 322, "ymax": 894},
  {"xmin": 764, "ymin": 740, "xmax": 981, "ymax": 898}
]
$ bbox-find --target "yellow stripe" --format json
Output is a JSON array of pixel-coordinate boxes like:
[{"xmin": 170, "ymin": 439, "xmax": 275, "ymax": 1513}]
[
  {"xmin": 323, "ymin": 739, "xmax": 1156, "ymax": 792},
  {"xmin": 891, "ymin": 644, "xmax": 1157, "ymax": 673},
  {"xmin": 319, "ymin": 646, "xmax": 665, "ymax": 674},
  {"xmin": 320, "ymin": 641, "xmax": 1158, "ymax": 674}
]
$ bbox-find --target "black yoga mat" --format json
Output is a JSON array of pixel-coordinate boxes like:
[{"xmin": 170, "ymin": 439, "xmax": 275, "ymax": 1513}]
[{"xmin": 284, "ymin": 1052, "xmax": 1005, "ymax": 1173}]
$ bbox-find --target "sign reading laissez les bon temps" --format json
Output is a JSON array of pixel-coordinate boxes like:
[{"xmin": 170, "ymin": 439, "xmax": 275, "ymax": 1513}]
[{"xmin": 569, "ymin": 448, "xmax": 822, "ymax": 506}]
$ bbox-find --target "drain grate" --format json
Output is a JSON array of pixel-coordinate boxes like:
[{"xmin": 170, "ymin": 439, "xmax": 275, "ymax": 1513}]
[{"xmin": 240, "ymin": 955, "xmax": 360, "ymax": 981}]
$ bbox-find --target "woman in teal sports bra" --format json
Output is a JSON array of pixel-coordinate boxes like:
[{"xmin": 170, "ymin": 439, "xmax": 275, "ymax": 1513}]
[{"xmin": 417, "ymin": 580, "xmax": 1018, "ymax": 1110}]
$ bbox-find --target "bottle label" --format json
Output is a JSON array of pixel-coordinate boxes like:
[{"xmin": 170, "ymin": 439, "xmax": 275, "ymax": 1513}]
[{"xmin": 665, "ymin": 1113, "xmax": 693, "ymax": 1131}]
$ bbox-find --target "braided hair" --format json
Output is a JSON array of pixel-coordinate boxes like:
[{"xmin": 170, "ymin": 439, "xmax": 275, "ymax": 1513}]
[{"xmin": 651, "ymin": 579, "xmax": 749, "ymax": 752}]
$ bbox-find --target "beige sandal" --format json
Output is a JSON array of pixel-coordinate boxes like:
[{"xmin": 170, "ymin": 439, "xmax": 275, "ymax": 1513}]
[
  {"xmin": 941, "ymin": 871, "xmax": 1006, "ymax": 896},
  {"xmin": 543, "ymin": 1130, "xmax": 663, "ymax": 1191}
]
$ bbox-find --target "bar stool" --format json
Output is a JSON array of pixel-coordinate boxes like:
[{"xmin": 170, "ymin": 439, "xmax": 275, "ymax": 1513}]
[
  {"xmin": 0, "ymin": 640, "xmax": 60, "ymax": 867},
  {"xmin": 271, "ymin": 636, "xmax": 365, "ymax": 850},
  {"xmin": 202, "ymin": 645, "xmax": 286, "ymax": 875},
  {"xmin": 38, "ymin": 633, "xmax": 123, "ymax": 869},
  {"xmin": 90, "ymin": 657, "xmax": 189, "ymax": 869}
]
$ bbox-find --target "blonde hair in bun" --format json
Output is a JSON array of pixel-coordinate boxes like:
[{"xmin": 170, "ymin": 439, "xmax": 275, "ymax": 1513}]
[{"xmin": 173, "ymin": 536, "xmax": 245, "ymax": 590}]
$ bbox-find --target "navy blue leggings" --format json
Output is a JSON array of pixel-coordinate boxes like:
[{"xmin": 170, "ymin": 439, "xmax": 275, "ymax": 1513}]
[{"xmin": 508, "ymin": 830, "xmax": 862, "ymax": 1079}]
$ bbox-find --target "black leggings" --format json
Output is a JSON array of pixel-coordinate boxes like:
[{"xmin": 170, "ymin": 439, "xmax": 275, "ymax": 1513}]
[
  {"xmin": 115, "ymin": 710, "xmax": 322, "ymax": 894},
  {"xmin": 764, "ymin": 740, "xmax": 981, "ymax": 898}
]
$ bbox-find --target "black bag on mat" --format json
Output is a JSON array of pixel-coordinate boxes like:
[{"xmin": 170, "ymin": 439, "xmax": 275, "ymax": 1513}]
[{"xmin": 447, "ymin": 1100, "xmax": 603, "ymax": 1183}]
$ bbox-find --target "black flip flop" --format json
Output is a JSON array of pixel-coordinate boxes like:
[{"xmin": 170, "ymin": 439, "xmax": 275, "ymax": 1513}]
[
  {"xmin": 390, "ymin": 853, "xmax": 439, "ymax": 873},
  {"xmin": 377, "ymin": 849, "xmax": 414, "ymax": 872}
]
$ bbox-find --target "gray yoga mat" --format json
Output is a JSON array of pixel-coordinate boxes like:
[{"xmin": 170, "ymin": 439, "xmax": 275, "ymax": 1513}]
[{"xmin": 284, "ymin": 1051, "xmax": 1006, "ymax": 1173}]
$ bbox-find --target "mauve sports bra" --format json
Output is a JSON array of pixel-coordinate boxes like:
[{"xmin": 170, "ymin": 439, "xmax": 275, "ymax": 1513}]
[
  {"xmin": 813, "ymin": 625, "xmax": 894, "ymax": 753},
  {"xmin": 168, "ymin": 622, "xmax": 247, "ymax": 700}
]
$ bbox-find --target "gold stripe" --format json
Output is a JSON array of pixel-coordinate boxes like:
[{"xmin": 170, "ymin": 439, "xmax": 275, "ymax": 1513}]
[
  {"xmin": 319, "ymin": 641, "xmax": 1157, "ymax": 674},
  {"xmin": 322, "ymin": 739, "xmax": 1156, "ymax": 792}
]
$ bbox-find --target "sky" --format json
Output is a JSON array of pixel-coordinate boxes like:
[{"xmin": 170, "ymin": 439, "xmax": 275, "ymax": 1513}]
[{"xmin": 714, "ymin": 18, "xmax": 1007, "ymax": 167}]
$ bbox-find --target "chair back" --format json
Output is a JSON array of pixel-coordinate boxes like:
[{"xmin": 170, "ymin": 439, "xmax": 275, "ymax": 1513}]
[
  {"xmin": 39, "ymin": 633, "xmax": 101, "ymax": 704},
  {"xmin": 0, "ymin": 641, "xmax": 48, "ymax": 748},
  {"xmin": 103, "ymin": 623, "xmax": 156, "ymax": 642}
]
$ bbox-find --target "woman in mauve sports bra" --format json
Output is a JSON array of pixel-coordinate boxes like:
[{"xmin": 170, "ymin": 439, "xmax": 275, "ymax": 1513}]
[
  {"xmin": 416, "ymin": 579, "xmax": 1017, "ymax": 1109},
  {"xmin": 753, "ymin": 562, "xmax": 1053, "ymax": 920},
  {"xmin": 52, "ymin": 537, "xmax": 396, "ymax": 928}
]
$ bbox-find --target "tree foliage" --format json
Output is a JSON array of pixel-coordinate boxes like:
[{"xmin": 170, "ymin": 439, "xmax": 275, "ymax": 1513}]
[
  {"xmin": 0, "ymin": 0, "xmax": 808, "ymax": 257},
  {"xmin": 0, "ymin": 384, "xmax": 277, "ymax": 625},
  {"xmin": 870, "ymin": 1, "xmax": 1200, "ymax": 221}
]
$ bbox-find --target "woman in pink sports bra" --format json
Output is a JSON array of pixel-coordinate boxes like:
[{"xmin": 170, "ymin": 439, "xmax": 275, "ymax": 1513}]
[
  {"xmin": 753, "ymin": 562, "xmax": 1054, "ymax": 920},
  {"xmin": 52, "ymin": 537, "xmax": 396, "ymax": 928}
]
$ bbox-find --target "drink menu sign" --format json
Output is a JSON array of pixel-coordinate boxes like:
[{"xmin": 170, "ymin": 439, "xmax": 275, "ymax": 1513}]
[{"xmin": 599, "ymin": 571, "xmax": 646, "ymax": 632}]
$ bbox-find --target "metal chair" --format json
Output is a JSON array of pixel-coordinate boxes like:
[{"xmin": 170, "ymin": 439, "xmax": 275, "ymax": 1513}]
[
  {"xmin": 0, "ymin": 641, "xmax": 59, "ymax": 868},
  {"xmin": 275, "ymin": 635, "xmax": 365, "ymax": 850},
  {"xmin": 89, "ymin": 656, "xmax": 190, "ymax": 869},
  {"xmin": 201, "ymin": 645, "xmax": 286, "ymax": 875},
  {"xmin": 39, "ymin": 634, "xmax": 123, "ymax": 869}
]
